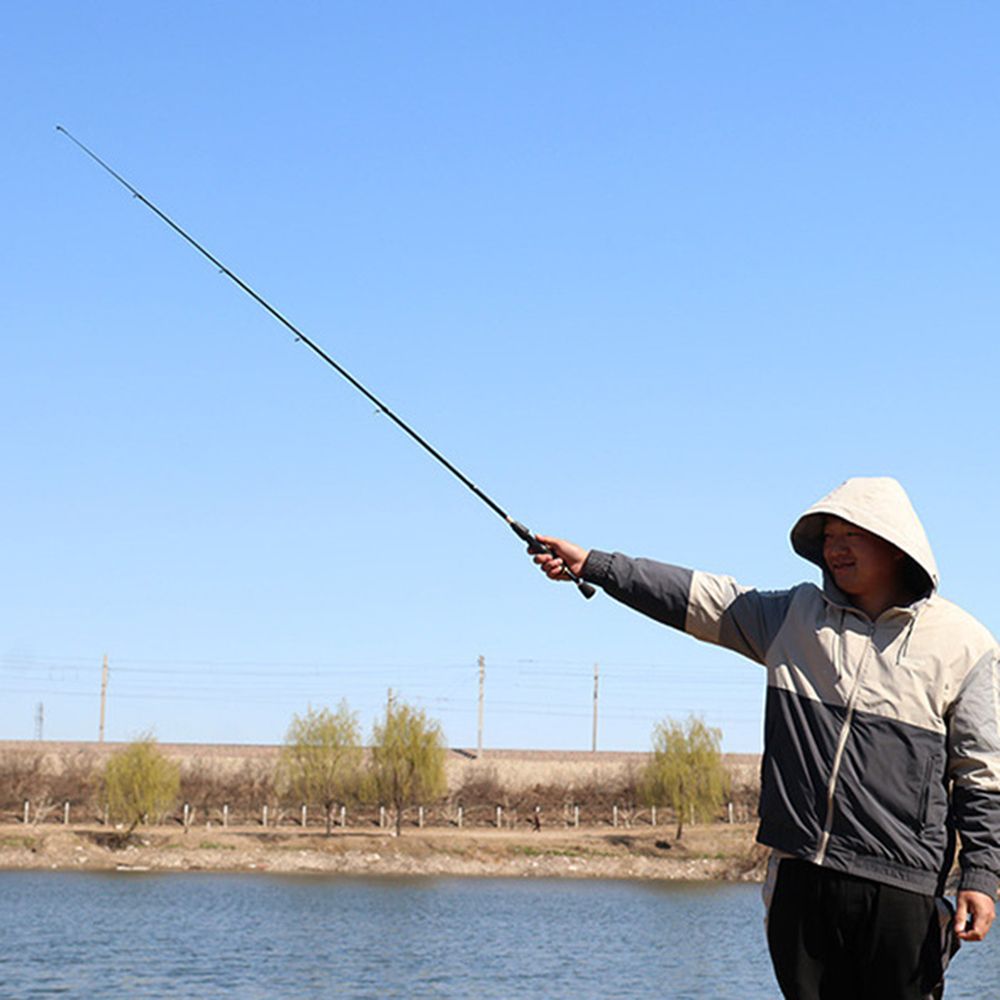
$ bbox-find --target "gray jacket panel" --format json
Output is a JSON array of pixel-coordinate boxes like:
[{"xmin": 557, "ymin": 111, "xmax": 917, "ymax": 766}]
[{"xmin": 947, "ymin": 652, "xmax": 1000, "ymax": 893}]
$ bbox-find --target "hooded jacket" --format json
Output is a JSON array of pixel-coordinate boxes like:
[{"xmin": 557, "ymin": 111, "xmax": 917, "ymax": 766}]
[{"xmin": 582, "ymin": 477, "xmax": 1000, "ymax": 897}]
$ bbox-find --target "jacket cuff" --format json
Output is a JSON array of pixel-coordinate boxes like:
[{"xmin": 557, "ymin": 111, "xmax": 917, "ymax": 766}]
[
  {"xmin": 582, "ymin": 550, "xmax": 614, "ymax": 585},
  {"xmin": 958, "ymin": 868, "xmax": 998, "ymax": 898}
]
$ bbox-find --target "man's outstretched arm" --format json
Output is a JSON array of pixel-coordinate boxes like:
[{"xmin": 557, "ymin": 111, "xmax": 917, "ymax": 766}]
[{"xmin": 533, "ymin": 536, "xmax": 796, "ymax": 665}]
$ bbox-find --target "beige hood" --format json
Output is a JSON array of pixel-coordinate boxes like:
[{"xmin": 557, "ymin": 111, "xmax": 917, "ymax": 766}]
[{"xmin": 790, "ymin": 477, "xmax": 939, "ymax": 596}]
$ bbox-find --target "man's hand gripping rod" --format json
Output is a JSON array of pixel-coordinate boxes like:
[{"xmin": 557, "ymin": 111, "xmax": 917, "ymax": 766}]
[
  {"xmin": 56, "ymin": 126, "xmax": 596, "ymax": 600},
  {"xmin": 508, "ymin": 522, "xmax": 595, "ymax": 598}
]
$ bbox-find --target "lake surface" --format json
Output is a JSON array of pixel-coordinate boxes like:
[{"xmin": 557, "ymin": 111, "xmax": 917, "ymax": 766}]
[{"xmin": 1, "ymin": 873, "xmax": 998, "ymax": 998}]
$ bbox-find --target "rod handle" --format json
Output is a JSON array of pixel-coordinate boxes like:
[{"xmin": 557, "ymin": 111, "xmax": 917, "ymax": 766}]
[{"xmin": 510, "ymin": 521, "xmax": 596, "ymax": 600}]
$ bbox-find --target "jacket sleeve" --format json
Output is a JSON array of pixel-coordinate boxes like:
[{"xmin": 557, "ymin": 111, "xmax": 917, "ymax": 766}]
[
  {"xmin": 582, "ymin": 550, "xmax": 796, "ymax": 665},
  {"xmin": 948, "ymin": 650, "xmax": 1000, "ymax": 897}
]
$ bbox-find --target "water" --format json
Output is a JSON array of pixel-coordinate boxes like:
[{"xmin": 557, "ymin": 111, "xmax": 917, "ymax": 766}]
[{"xmin": 0, "ymin": 873, "xmax": 997, "ymax": 998}]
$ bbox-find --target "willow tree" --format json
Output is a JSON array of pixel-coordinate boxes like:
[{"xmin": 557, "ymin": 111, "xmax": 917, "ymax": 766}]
[
  {"xmin": 103, "ymin": 736, "xmax": 180, "ymax": 837},
  {"xmin": 370, "ymin": 701, "xmax": 446, "ymax": 836},
  {"xmin": 639, "ymin": 715, "xmax": 728, "ymax": 840},
  {"xmin": 280, "ymin": 702, "xmax": 362, "ymax": 835}
]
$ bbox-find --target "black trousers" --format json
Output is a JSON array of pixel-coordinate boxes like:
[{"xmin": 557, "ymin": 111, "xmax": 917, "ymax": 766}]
[{"xmin": 767, "ymin": 859, "xmax": 952, "ymax": 1000}]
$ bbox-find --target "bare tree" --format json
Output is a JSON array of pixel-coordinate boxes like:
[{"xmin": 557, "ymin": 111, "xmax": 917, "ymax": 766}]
[
  {"xmin": 0, "ymin": 751, "xmax": 45, "ymax": 815},
  {"xmin": 47, "ymin": 751, "xmax": 101, "ymax": 817}
]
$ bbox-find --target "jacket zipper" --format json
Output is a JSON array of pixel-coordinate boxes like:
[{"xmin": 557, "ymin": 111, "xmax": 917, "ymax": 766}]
[{"xmin": 814, "ymin": 618, "xmax": 875, "ymax": 867}]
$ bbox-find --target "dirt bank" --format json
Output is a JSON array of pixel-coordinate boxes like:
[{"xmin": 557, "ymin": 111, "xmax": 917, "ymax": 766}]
[{"xmin": 0, "ymin": 822, "xmax": 767, "ymax": 882}]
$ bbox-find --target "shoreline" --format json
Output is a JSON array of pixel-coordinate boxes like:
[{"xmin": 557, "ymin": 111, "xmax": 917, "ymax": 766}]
[{"xmin": 0, "ymin": 822, "xmax": 767, "ymax": 882}]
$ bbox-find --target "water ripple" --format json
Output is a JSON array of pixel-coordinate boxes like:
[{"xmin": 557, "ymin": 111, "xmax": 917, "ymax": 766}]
[{"xmin": 1, "ymin": 873, "xmax": 996, "ymax": 998}]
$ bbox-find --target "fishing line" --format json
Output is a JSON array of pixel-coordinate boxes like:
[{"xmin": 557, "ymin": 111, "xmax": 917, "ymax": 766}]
[{"xmin": 56, "ymin": 125, "xmax": 595, "ymax": 599}]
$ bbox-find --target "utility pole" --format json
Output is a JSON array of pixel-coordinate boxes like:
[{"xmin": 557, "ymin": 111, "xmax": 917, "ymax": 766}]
[
  {"xmin": 34, "ymin": 702, "xmax": 44, "ymax": 741},
  {"xmin": 592, "ymin": 663, "xmax": 599, "ymax": 753},
  {"xmin": 477, "ymin": 655, "xmax": 485, "ymax": 758},
  {"xmin": 386, "ymin": 686, "xmax": 394, "ymax": 720},
  {"xmin": 99, "ymin": 654, "xmax": 109, "ymax": 743}
]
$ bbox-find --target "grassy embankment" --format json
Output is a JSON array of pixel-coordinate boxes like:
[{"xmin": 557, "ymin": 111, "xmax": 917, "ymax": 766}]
[{"xmin": 0, "ymin": 821, "xmax": 766, "ymax": 881}]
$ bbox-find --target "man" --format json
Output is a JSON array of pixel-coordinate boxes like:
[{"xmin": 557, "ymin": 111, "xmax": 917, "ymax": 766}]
[{"xmin": 534, "ymin": 477, "xmax": 1000, "ymax": 999}]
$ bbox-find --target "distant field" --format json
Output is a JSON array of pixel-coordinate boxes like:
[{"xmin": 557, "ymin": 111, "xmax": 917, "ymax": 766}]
[{"xmin": 0, "ymin": 739, "xmax": 761, "ymax": 792}]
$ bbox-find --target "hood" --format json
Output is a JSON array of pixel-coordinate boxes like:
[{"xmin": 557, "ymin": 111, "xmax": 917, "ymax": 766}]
[{"xmin": 790, "ymin": 477, "xmax": 938, "ymax": 596}]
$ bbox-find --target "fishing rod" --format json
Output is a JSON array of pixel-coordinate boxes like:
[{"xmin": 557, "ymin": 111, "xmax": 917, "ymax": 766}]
[{"xmin": 56, "ymin": 125, "xmax": 596, "ymax": 600}]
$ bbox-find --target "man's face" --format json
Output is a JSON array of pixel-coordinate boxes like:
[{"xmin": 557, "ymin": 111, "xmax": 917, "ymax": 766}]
[{"xmin": 822, "ymin": 516, "xmax": 904, "ymax": 600}]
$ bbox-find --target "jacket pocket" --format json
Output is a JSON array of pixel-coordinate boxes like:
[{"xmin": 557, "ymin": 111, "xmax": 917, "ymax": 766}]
[{"xmin": 916, "ymin": 753, "xmax": 942, "ymax": 832}]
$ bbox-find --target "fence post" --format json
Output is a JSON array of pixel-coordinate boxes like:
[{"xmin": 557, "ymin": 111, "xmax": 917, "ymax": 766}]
[
  {"xmin": 457, "ymin": 806, "xmax": 463, "ymax": 829},
  {"xmin": 496, "ymin": 805, "xmax": 502, "ymax": 829},
  {"xmin": 651, "ymin": 805, "xmax": 657, "ymax": 827},
  {"xmin": 302, "ymin": 804, "xmax": 308, "ymax": 828},
  {"xmin": 612, "ymin": 805, "xmax": 618, "ymax": 828},
  {"xmin": 574, "ymin": 805, "xmax": 580, "ymax": 829},
  {"xmin": 64, "ymin": 801, "xmax": 71, "ymax": 826},
  {"xmin": 262, "ymin": 804, "xmax": 268, "ymax": 828},
  {"xmin": 223, "ymin": 804, "xmax": 229, "ymax": 828},
  {"xmin": 728, "ymin": 802, "xmax": 734, "ymax": 824},
  {"xmin": 379, "ymin": 806, "xmax": 386, "ymax": 829},
  {"xmin": 418, "ymin": 806, "xmax": 424, "ymax": 829},
  {"xmin": 340, "ymin": 805, "xmax": 346, "ymax": 828},
  {"xmin": 183, "ymin": 803, "xmax": 191, "ymax": 829},
  {"xmin": 23, "ymin": 800, "xmax": 29, "ymax": 825}
]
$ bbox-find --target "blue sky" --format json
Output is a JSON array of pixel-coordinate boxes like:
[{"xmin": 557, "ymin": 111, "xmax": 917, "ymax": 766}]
[{"xmin": 2, "ymin": 3, "xmax": 998, "ymax": 752}]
